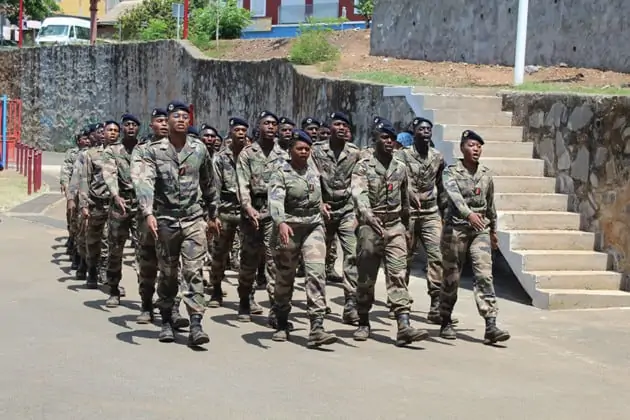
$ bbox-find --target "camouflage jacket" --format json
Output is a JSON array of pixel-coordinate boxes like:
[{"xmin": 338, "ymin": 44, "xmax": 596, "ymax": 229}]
[
  {"xmin": 213, "ymin": 145, "xmax": 240, "ymax": 216},
  {"xmin": 135, "ymin": 136, "xmax": 217, "ymax": 226},
  {"xmin": 394, "ymin": 145, "xmax": 446, "ymax": 216},
  {"xmin": 236, "ymin": 140, "xmax": 287, "ymax": 216},
  {"xmin": 78, "ymin": 144, "xmax": 110, "ymax": 209},
  {"xmin": 351, "ymin": 151, "xmax": 410, "ymax": 228},
  {"xmin": 60, "ymin": 147, "xmax": 79, "ymax": 188},
  {"xmin": 269, "ymin": 159, "xmax": 323, "ymax": 227},
  {"xmin": 442, "ymin": 159, "xmax": 497, "ymax": 232},
  {"xmin": 311, "ymin": 140, "xmax": 362, "ymax": 217},
  {"xmin": 103, "ymin": 141, "xmax": 138, "ymax": 201},
  {"xmin": 67, "ymin": 148, "xmax": 89, "ymax": 200}
]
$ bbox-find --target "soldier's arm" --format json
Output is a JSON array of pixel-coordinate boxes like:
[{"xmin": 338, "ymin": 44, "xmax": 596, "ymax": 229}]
[
  {"xmin": 67, "ymin": 155, "xmax": 83, "ymax": 198},
  {"xmin": 486, "ymin": 176, "xmax": 497, "ymax": 233},
  {"xmin": 130, "ymin": 145, "xmax": 144, "ymax": 189},
  {"xmin": 136, "ymin": 147, "xmax": 157, "ymax": 217},
  {"xmin": 268, "ymin": 167, "xmax": 286, "ymax": 226},
  {"xmin": 235, "ymin": 150, "xmax": 253, "ymax": 212},
  {"xmin": 401, "ymin": 170, "xmax": 411, "ymax": 229},
  {"xmin": 351, "ymin": 159, "xmax": 374, "ymax": 223},
  {"xmin": 59, "ymin": 149, "xmax": 74, "ymax": 187},
  {"xmin": 200, "ymin": 147, "xmax": 218, "ymax": 220},
  {"xmin": 77, "ymin": 153, "xmax": 91, "ymax": 209},
  {"xmin": 212, "ymin": 154, "xmax": 224, "ymax": 194},
  {"xmin": 442, "ymin": 166, "xmax": 473, "ymax": 219},
  {"xmin": 102, "ymin": 147, "xmax": 120, "ymax": 198},
  {"xmin": 436, "ymin": 156, "xmax": 448, "ymax": 213}
]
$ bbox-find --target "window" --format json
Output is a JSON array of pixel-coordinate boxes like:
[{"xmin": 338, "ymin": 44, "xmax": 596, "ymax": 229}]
[
  {"xmin": 38, "ymin": 25, "xmax": 69, "ymax": 37},
  {"xmin": 250, "ymin": 0, "xmax": 266, "ymax": 17},
  {"xmin": 76, "ymin": 26, "xmax": 90, "ymax": 40},
  {"xmin": 69, "ymin": 26, "xmax": 75, "ymax": 38}
]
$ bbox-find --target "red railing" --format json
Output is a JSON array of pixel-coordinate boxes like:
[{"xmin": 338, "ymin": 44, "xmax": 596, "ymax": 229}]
[
  {"xmin": 15, "ymin": 143, "xmax": 42, "ymax": 195},
  {"xmin": 0, "ymin": 98, "xmax": 23, "ymax": 164}
]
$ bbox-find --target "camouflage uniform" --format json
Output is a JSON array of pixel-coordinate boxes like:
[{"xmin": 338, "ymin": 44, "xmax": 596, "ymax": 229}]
[
  {"xmin": 136, "ymin": 136, "xmax": 217, "ymax": 324},
  {"xmin": 395, "ymin": 145, "xmax": 446, "ymax": 322},
  {"xmin": 102, "ymin": 141, "xmax": 139, "ymax": 302},
  {"xmin": 78, "ymin": 144, "xmax": 111, "ymax": 287},
  {"xmin": 311, "ymin": 139, "xmax": 361, "ymax": 324},
  {"xmin": 60, "ymin": 147, "xmax": 80, "ymax": 245},
  {"xmin": 68, "ymin": 149, "xmax": 89, "ymax": 278},
  {"xmin": 269, "ymin": 157, "xmax": 335, "ymax": 347},
  {"xmin": 235, "ymin": 140, "xmax": 287, "ymax": 322}
]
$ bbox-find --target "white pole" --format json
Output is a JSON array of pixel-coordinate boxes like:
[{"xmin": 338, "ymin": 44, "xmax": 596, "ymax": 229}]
[
  {"xmin": 177, "ymin": 15, "xmax": 180, "ymax": 39},
  {"xmin": 513, "ymin": 0, "xmax": 529, "ymax": 85}
]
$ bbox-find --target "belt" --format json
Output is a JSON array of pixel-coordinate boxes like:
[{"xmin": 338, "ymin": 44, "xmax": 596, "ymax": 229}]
[
  {"xmin": 373, "ymin": 212, "xmax": 401, "ymax": 224},
  {"xmin": 288, "ymin": 208, "xmax": 320, "ymax": 217},
  {"xmin": 220, "ymin": 191, "xmax": 238, "ymax": 203}
]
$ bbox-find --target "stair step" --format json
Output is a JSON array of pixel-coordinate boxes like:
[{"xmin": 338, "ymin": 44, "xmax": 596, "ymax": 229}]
[
  {"xmin": 447, "ymin": 140, "xmax": 533, "ymax": 158},
  {"xmin": 413, "ymin": 86, "xmax": 501, "ymax": 96},
  {"xmin": 432, "ymin": 109, "xmax": 513, "ymax": 126},
  {"xmin": 518, "ymin": 250, "xmax": 609, "ymax": 271},
  {"xmin": 493, "ymin": 176, "xmax": 556, "ymax": 193},
  {"xmin": 498, "ymin": 211, "xmax": 580, "ymax": 230},
  {"xmin": 441, "ymin": 125, "xmax": 523, "ymax": 142},
  {"xmin": 420, "ymin": 94, "xmax": 503, "ymax": 112},
  {"xmin": 507, "ymin": 230, "xmax": 594, "ymax": 250},
  {"xmin": 530, "ymin": 271, "xmax": 622, "ymax": 290},
  {"xmin": 482, "ymin": 157, "xmax": 544, "ymax": 176},
  {"xmin": 495, "ymin": 193, "xmax": 568, "ymax": 211},
  {"xmin": 537, "ymin": 288, "xmax": 630, "ymax": 310}
]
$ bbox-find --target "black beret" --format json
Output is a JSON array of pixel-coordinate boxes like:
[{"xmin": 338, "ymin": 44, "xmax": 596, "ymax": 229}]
[
  {"xmin": 121, "ymin": 113, "xmax": 140, "ymax": 125},
  {"xmin": 167, "ymin": 100, "xmax": 190, "ymax": 114},
  {"xmin": 320, "ymin": 121, "xmax": 330, "ymax": 129},
  {"xmin": 103, "ymin": 120, "xmax": 120, "ymax": 129},
  {"xmin": 291, "ymin": 129, "xmax": 313, "ymax": 146},
  {"xmin": 329, "ymin": 111, "xmax": 351, "ymax": 125},
  {"xmin": 461, "ymin": 130, "xmax": 484, "ymax": 145},
  {"xmin": 187, "ymin": 126, "xmax": 200, "ymax": 136},
  {"xmin": 200, "ymin": 123, "xmax": 218, "ymax": 133},
  {"xmin": 151, "ymin": 108, "xmax": 167, "ymax": 118},
  {"xmin": 412, "ymin": 117, "xmax": 433, "ymax": 128},
  {"xmin": 279, "ymin": 117, "xmax": 296, "ymax": 126},
  {"xmin": 375, "ymin": 122, "xmax": 397, "ymax": 137},
  {"xmin": 372, "ymin": 116, "xmax": 392, "ymax": 128},
  {"xmin": 229, "ymin": 117, "xmax": 249, "ymax": 128},
  {"xmin": 87, "ymin": 123, "xmax": 100, "ymax": 133},
  {"xmin": 257, "ymin": 110, "xmax": 278, "ymax": 122},
  {"xmin": 216, "ymin": 133, "xmax": 224, "ymax": 142},
  {"xmin": 301, "ymin": 117, "xmax": 321, "ymax": 128}
]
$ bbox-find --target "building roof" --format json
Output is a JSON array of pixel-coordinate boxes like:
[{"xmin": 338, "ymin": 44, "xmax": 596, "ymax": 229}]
[{"xmin": 98, "ymin": 0, "xmax": 143, "ymax": 25}]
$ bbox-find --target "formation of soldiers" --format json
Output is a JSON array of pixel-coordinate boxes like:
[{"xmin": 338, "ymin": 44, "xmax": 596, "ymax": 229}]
[{"xmin": 59, "ymin": 100, "xmax": 510, "ymax": 349}]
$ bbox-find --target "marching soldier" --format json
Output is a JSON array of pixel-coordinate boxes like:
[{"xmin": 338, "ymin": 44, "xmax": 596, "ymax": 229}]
[
  {"xmin": 439, "ymin": 130, "xmax": 510, "ymax": 344},
  {"xmin": 277, "ymin": 117, "xmax": 295, "ymax": 150}
]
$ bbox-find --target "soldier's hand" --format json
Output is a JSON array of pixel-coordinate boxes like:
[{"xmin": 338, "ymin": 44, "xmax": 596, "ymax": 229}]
[
  {"xmin": 113, "ymin": 196, "xmax": 126, "ymax": 216},
  {"xmin": 321, "ymin": 203, "xmax": 331, "ymax": 220},
  {"xmin": 490, "ymin": 231, "xmax": 499, "ymax": 250},
  {"xmin": 207, "ymin": 218, "xmax": 221, "ymax": 237},
  {"xmin": 367, "ymin": 215, "xmax": 384, "ymax": 237},
  {"xmin": 146, "ymin": 215, "xmax": 158, "ymax": 240},
  {"xmin": 467, "ymin": 213, "xmax": 486, "ymax": 231},
  {"xmin": 246, "ymin": 207, "xmax": 260, "ymax": 230},
  {"xmin": 278, "ymin": 222, "xmax": 293, "ymax": 246}
]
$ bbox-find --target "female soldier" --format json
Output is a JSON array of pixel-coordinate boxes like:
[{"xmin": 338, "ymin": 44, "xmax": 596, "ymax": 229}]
[{"xmin": 268, "ymin": 129, "xmax": 337, "ymax": 348}]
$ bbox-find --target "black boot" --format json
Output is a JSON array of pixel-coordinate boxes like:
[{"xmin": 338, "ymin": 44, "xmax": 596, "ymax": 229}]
[
  {"xmin": 207, "ymin": 284, "xmax": 223, "ymax": 308},
  {"xmin": 352, "ymin": 312, "xmax": 371, "ymax": 341},
  {"xmin": 250, "ymin": 290, "xmax": 264, "ymax": 315},
  {"xmin": 171, "ymin": 304, "xmax": 190, "ymax": 330},
  {"xmin": 188, "ymin": 314, "xmax": 210, "ymax": 346},
  {"xmin": 307, "ymin": 318, "xmax": 337, "ymax": 348},
  {"xmin": 484, "ymin": 317, "xmax": 510, "ymax": 344},
  {"xmin": 395, "ymin": 313, "xmax": 429, "ymax": 347},
  {"xmin": 439, "ymin": 315, "xmax": 457, "ymax": 340},
  {"xmin": 70, "ymin": 252, "xmax": 80, "ymax": 270},
  {"xmin": 238, "ymin": 295, "xmax": 251, "ymax": 322},
  {"xmin": 136, "ymin": 301, "xmax": 154, "ymax": 324},
  {"xmin": 427, "ymin": 295, "xmax": 459, "ymax": 325},
  {"xmin": 271, "ymin": 310, "xmax": 290, "ymax": 342},
  {"xmin": 325, "ymin": 267, "xmax": 343, "ymax": 284},
  {"xmin": 159, "ymin": 310, "xmax": 175, "ymax": 343},
  {"xmin": 342, "ymin": 295, "xmax": 360, "ymax": 325},
  {"xmin": 76, "ymin": 258, "xmax": 87, "ymax": 280},
  {"xmin": 85, "ymin": 265, "xmax": 98, "ymax": 289},
  {"xmin": 105, "ymin": 285, "xmax": 120, "ymax": 308}
]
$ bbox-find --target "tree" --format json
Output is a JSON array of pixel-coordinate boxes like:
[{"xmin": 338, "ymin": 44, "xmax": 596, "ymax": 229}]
[
  {"xmin": 355, "ymin": 0, "xmax": 373, "ymax": 28},
  {"xmin": 0, "ymin": 0, "xmax": 59, "ymax": 22},
  {"xmin": 117, "ymin": 0, "xmax": 177, "ymax": 40},
  {"xmin": 189, "ymin": 0, "xmax": 251, "ymax": 47}
]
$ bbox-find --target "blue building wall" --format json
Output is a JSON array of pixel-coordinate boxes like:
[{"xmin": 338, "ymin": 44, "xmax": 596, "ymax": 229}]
[{"xmin": 241, "ymin": 21, "xmax": 366, "ymax": 39}]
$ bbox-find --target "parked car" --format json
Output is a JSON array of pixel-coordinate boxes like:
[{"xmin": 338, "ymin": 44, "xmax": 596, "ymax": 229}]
[{"xmin": 35, "ymin": 16, "xmax": 91, "ymax": 46}]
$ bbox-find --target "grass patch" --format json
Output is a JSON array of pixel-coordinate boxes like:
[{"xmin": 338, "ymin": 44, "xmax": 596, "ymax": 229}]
[
  {"xmin": 197, "ymin": 39, "xmax": 233, "ymax": 58},
  {"xmin": 318, "ymin": 60, "xmax": 338, "ymax": 72},
  {"xmin": 0, "ymin": 171, "xmax": 31, "ymax": 211},
  {"xmin": 289, "ymin": 25, "xmax": 340, "ymax": 65},
  {"xmin": 344, "ymin": 70, "xmax": 428, "ymax": 86},
  {"xmin": 503, "ymin": 81, "xmax": 630, "ymax": 96}
]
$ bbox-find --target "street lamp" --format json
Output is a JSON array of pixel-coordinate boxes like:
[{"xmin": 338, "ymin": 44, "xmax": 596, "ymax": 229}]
[{"xmin": 513, "ymin": 0, "xmax": 530, "ymax": 85}]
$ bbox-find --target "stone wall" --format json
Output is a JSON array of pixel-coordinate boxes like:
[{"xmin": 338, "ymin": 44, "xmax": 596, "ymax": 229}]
[
  {"xmin": 0, "ymin": 41, "xmax": 414, "ymax": 151},
  {"xmin": 503, "ymin": 93, "xmax": 630, "ymax": 277},
  {"xmin": 371, "ymin": 0, "xmax": 630, "ymax": 72}
]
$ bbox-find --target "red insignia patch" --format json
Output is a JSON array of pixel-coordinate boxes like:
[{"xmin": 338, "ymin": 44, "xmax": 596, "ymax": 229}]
[
  {"xmin": 387, "ymin": 183, "xmax": 394, "ymax": 191},
  {"xmin": 474, "ymin": 187, "xmax": 481, "ymax": 195},
  {"xmin": 179, "ymin": 166, "xmax": 186, "ymax": 176}
]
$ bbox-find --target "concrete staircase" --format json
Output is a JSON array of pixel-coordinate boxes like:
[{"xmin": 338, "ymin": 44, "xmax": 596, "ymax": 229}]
[{"xmin": 384, "ymin": 86, "xmax": 630, "ymax": 310}]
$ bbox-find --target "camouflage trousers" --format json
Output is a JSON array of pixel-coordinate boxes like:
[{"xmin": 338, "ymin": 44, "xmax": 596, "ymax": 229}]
[
  {"xmin": 325, "ymin": 235, "xmax": 339, "ymax": 275},
  {"xmin": 440, "ymin": 225, "xmax": 498, "ymax": 319},
  {"xmin": 106, "ymin": 203, "xmax": 139, "ymax": 288},
  {"xmin": 75, "ymin": 211, "xmax": 87, "ymax": 258},
  {"xmin": 136, "ymin": 213, "xmax": 158, "ymax": 304},
  {"xmin": 238, "ymin": 216, "xmax": 275, "ymax": 301},
  {"xmin": 85, "ymin": 203, "xmax": 110, "ymax": 270},
  {"xmin": 209, "ymin": 213, "xmax": 239, "ymax": 287},
  {"xmin": 156, "ymin": 218, "xmax": 207, "ymax": 315},
  {"xmin": 67, "ymin": 207, "xmax": 78, "ymax": 253},
  {"xmin": 406, "ymin": 212, "xmax": 444, "ymax": 296},
  {"xmin": 356, "ymin": 222, "xmax": 411, "ymax": 315},
  {"xmin": 274, "ymin": 223, "xmax": 327, "ymax": 319},
  {"xmin": 325, "ymin": 210, "xmax": 358, "ymax": 296}
]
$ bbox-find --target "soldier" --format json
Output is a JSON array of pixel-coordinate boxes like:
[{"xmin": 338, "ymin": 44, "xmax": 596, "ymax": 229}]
[
  {"xmin": 351, "ymin": 121, "xmax": 429, "ymax": 347},
  {"xmin": 236, "ymin": 110, "xmax": 285, "ymax": 327},
  {"xmin": 395, "ymin": 117, "xmax": 452, "ymax": 324},
  {"xmin": 102, "ymin": 115, "xmax": 141, "ymax": 307},
  {"xmin": 187, "ymin": 125, "xmax": 200, "ymax": 139},
  {"xmin": 439, "ymin": 130, "xmax": 510, "ymax": 344},
  {"xmin": 200, "ymin": 124, "xmax": 220, "ymax": 157},
  {"xmin": 207, "ymin": 117, "xmax": 249, "ymax": 308},
  {"xmin": 135, "ymin": 100, "xmax": 219, "ymax": 346},
  {"xmin": 277, "ymin": 117, "xmax": 295, "ymax": 150},
  {"xmin": 317, "ymin": 121, "xmax": 331, "ymax": 142},
  {"xmin": 311, "ymin": 111, "xmax": 361, "ymax": 324},
  {"xmin": 269, "ymin": 129, "xmax": 336, "ymax": 347},
  {"xmin": 301, "ymin": 117, "xmax": 320, "ymax": 141},
  {"xmin": 78, "ymin": 122, "xmax": 114, "ymax": 289}
]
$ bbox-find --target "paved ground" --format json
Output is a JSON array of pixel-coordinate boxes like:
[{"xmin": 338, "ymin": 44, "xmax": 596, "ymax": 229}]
[{"xmin": 2, "ymin": 184, "xmax": 630, "ymax": 419}]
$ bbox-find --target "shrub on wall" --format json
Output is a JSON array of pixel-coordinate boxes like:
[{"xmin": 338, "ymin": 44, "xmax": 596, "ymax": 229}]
[
  {"xmin": 189, "ymin": 1, "xmax": 252, "ymax": 49},
  {"xmin": 289, "ymin": 19, "xmax": 340, "ymax": 65}
]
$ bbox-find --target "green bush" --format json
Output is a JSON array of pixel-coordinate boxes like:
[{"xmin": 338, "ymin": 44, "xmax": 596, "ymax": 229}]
[
  {"xmin": 289, "ymin": 21, "xmax": 340, "ymax": 65},
  {"xmin": 190, "ymin": 0, "xmax": 251, "ymax": 48},
  {"xmin": 118, "ymin": 0, "xmax": 177, "ymax": 40},
  {"xmin": 140, "ymin": 18, "xmax": 172, "ymax": 41}
]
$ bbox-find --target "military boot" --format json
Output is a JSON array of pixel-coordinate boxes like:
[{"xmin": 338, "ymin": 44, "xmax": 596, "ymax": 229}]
[
  {"xmin": 86, "ymin": 265, "xmax": 98, "ymax": 289},
  {"xmin": 207, "ymin": 284, "xmax": 223, "ymax": 308},
  {"xmin": 250, "ymin": 290, "xmax": 264, "ymax": 315},
  {"xmin": 387, "ymin": 299, "xmax": 396, "ymax": 320},
  {"xmin": 158, "ymin": 311, "xmax": 175, "ymax": 343},
  {"xmin": 105, "ymin": 285, "xmax": 121, "ymax": 308},
  {"xmin": 439, "ymin": 316, "xmax": 457, "ymax": 340},
  {"xmin": 238, "ymin": 295, "xmax": 251, "ymax": 322},
  {"xmin": 325, "ymin": 266, "xmax": 343, "ymax": 284},
  {"xmin": 342, "ymin": 295, "xmax": 360, "ymax": 325},
  {"xmin": 484, "ymin": 317, "xmax": 510, "ymax": 344},
  {"xmin": 136, "ymin": 301, "xmax": 154, "ymax": 324},
  {"xmin": 352, "ymin": 313, "xmax": 371, "ymax": 341},
  {"xmin": 268, "ymin": 306, "xmax": 294, "ymax": 331},
  {"xmin": 395, "ymin": 313, "xmax": 429, "ymax": 347},
  {"xmin": 307, "ymin": 318, "xmax": 337, "ymax": 348},
  {"xmin": 70, "ymin": 252, "xmax": 80, "ymax": 270},
  {"xmin": 255, "ymin": 270, "xmax": 267, "ymax": 289},
  {"xmin": 188, "ymin": 314, "xmax": 210, "ymax": 347},
  {"xmin": 427, "ymin": 296, "xmax": 459, "ymax": 325},
  {"xmin": 271, "ymin": 311, "xmax": 290, "ymax": 342},
  {"xmin": 171, "ymin": 304, "xmax": 190, "ymax": 330},
  {"xmin": 76, "ymin": 258, "xmax": 87, "ymax": 280}
]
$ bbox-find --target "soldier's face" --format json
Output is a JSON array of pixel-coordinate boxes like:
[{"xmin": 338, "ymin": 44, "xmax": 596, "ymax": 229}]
[
  {"xmin": 376, "ymin": 132, "xmax": 395, "ymax": 154},
  {"xmin": 304, "ymin": 124, "xmax": 319, "ymax": 140},
  {"xmin": 279, "ymin": 124, "xmax": 294, "ymax": 141},
  {"xmin": 231, "ymin": 125, "xmax": 248, "ymax": 144},
  {"xmin": 151, "ymin": 116, "xmax": 169, "ymax": 137},
  {"xmin": 414, "ymin": 122, "xmax": 432, "ymax": 141},
  {"xmin": 104, "ymin": 124, "xmax": 120, "ymax": 142},
  {"xmin": 290, "ymin": 140, "xmax": 311, "ymax": 163},
  {"xmin": 168, "ymin": 111, "xmax": 190, "ymax": 134},
  {"xmin": 461, "ymin": 139, "xmax": 482, "ymax": 162},
  {"xmin": 201, "ymin": 128, "xmax": 218, "ymax": 148},
  {"xmin": 331, "ymin": 120, "xmax": 350, "ymax": 141},
  {"xmin": 317, "ymin": 126, "xmax": 330, "ymax": 141},
  {"xmin": 78, "ymin": 135, "xmax": 90, "ymax": 148},
  {"xmin": 213, "ymin": 137, "xmax": 223, "ymax": 152},
  {"xmin": 96, "ymin": 128, "xmax": 105, "ymax": 143},
  {"xmin": 123, "ymin": 120, "xmax": 138, "ymax": 138},
  {"xmin": 258, "ymin": 117, "xmax": 278, "ymax": 140}
]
